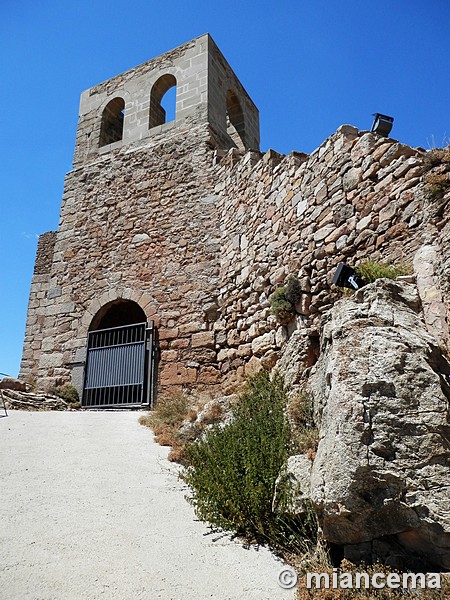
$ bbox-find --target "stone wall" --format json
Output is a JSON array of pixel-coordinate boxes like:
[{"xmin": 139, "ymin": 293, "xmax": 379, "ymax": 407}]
[
  {"xmin": 21, "ymin": 120, "xmax": 450, "ymax": 393},
  {"xmin": 20, "ymin": 232, "xmax": 57, "ymax": 382},
  {"xmin": 20, "ymin": 36, "xmax": 450, "ymax": 396},
  {"xmin": 33, "ymin": 231, "xmax": 57, "ymax": 275},
  {"xmin": 211, "ymin": 126, "xmax": 449, "ymax": 387},
  {"xmin": 20, "ymin": 121, "xmax": 224, "ymax": 390},
  {"xmin": 20, "ymin": 35, "xmax": 261, "ymax": 393}
]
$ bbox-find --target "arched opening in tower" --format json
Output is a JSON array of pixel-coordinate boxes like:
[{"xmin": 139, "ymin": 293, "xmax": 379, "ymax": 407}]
[
  {"xmin": 89, "ymin": 299, "xmax": 147, "ymax": 331},
  {"xmin": 82, "ymin": 300, "xmax": 159, "ymax": 409},
  {"xmin": 149, "ymin": 74, "xmax": 177, "ymax": 128},
  {"xmin": 99, "ymin": 97, "xmax": 125, "ymax": 147},
  {"xmin": 226, "ymin": 89, "xmax": 246, "ymax": 150}
]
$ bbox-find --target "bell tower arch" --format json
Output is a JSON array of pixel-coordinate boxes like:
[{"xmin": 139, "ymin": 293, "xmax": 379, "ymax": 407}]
[{"xmin": 73, "ymin": 34, "xmax": 259, "ymax": 166}]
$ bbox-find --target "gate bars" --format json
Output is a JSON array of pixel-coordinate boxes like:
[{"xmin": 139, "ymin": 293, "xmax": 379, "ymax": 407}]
[{"xmin": 82, "ymin": 321, "xmax": 159, "ymax": 408}]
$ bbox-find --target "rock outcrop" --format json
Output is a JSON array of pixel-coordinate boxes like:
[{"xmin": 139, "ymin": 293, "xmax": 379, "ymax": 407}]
[{"xmin": 282, "ymin": 279, "xmax": 450, "ymax": 569}]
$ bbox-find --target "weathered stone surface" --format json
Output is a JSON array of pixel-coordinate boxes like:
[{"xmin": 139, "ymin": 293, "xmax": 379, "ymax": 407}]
[
  {"xmin": 191, "ymin": 331, "xmax": 215, "ymax": 349},
  {"xmin": 342, "ymin": 167, "xmax": 362, "ymax": 191},
  {"xmin": 260, "ymin": 350, "xmax": 278, "ymax": 370},
  {"xmin": 160, "ymin": 363, "xmax": 196, "ymax": 385},
  {"xmin": 131, "ymin": 233, "xmax": 150, "ymax": 244},
  {"xmin": 245, "ymin": 355, "xmax": 263, "ymax": 376},
  {"xmin": 274, "ymin": 454, "xmax": 312, "ymax": 514},
  {"xmin": 227, "ymin": 329, "xmax": 241, "ymax": 347},
  {"xmin": 278, "ymin": 330, "xmax": 312, "ymax": 389},
  {"xmin": 303, "ymin": 279, "xmax": 450, "ymax": 569},
  {"xmin": 251, "ymin": 332, "xmax": 275, "ymax": 356},
  {"xmin": 294, "ymin": 293, "xmax": 312, "ymax": 316},
  {"xmin": 0, "ymin": 377, "xmax": 27, "ymax": 392},
  {"xmin": 414, "ymin": 245, "xmax": 449, "ymax": 349},
  {"xmin": 197, "ymin": 366, "xmax": 220, "ymax": 384}
]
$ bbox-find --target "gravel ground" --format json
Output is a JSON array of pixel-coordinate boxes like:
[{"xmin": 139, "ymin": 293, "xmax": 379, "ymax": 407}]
[{"xmin": 0, "ymin": 410, "xmax": 297, "ymax": 600}]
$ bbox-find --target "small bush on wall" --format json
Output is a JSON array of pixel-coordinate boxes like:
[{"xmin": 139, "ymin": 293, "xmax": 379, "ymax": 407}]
[
  {"xmin": 424, "ymin": 146, "xmax": 450, "ymax": 200},
  {"xmin": 285, "ymin": 275, "xmax": 303, "ymax": 306},
  {"xmin": 425, "ymin": 146, "xmax": 450, "ymax": 167},
  {"xmin": 269, "ymin": 286, "xmax": 295, "ymax": 324},
  {"xmin": 425, "ymin": 171, "xmax": 450, "ymax": 199}
]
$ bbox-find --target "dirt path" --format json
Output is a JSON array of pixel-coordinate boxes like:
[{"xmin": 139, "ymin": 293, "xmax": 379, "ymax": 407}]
[{"xmin": 0, "ymin": 411, "xmax": 296, "ymax": 600}]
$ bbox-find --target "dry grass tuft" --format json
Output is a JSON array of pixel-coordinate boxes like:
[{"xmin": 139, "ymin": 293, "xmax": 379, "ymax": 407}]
[
  {"xmin": 424, "ymin": 146, "xmax": 450, "ymax": 201},
  {"xmin": 187, "ymin": 409, "xmax": 198, "ymax": 422},
  {"xmin": 295, "ymin": 559, "xmax": 449, "ymax": 599},
  {"xmin": 288, "ymin": 393, "xmax": 319, "ymax": 456},
  {"xmin": 139, "ymin": 391, "xmax": 228, "ymax": 464},
  {"xmin": 200, "ymin": 401, "xmax": 224, "ymax": 424},
  {"xmin": 139, "ymin": 392, "xmax": 190, "ymax": 451},
  {"xmin": 426, "ymin": 146, "xmax": 450, "ymax": 166}
]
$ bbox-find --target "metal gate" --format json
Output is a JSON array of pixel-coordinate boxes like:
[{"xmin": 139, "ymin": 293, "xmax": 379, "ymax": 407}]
[{"xmin": 82, "ymin": 321, "xmax": 159, "ymax": 409}]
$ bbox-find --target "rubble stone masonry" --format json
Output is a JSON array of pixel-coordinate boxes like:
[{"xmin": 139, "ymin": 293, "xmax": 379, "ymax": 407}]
[{"xmin": 20, "ymin": 34, "xmax": 449, "ymax": 395}]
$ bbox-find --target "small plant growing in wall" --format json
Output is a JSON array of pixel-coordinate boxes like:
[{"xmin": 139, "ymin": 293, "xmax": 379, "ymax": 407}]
[
  {"xmin": 269, "ymin": 286, "xmax": 295, "ymax": 324},
  {"xmin": 424, "ymin": 146, "xmax": 450, "ymax": 200},
  {"xmin": 425, "ymin": 146, "xmax": 450, "ymax": 167},
  {"xmin": 425, "ymin": 172, "xmax": 450, "ymax": 199},
  {"xmin": 284, "ymin": 275, "xmax": 303, "ymax": 306},
  {"xmin": 354, "ymin": 260, "xmax": 411, "ymax": 283},
  {"xmin": 269, "ymin": 275, "xmax": 303, "ymax": 324}
]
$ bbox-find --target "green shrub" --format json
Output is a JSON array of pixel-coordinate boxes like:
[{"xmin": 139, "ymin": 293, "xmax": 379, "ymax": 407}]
[
  {"xmin": 181, "ymin": 372, "xmax": 317, "ymax": 553},
  {"xmin": 355, "ymin": 260, "xmax": 411, "ymax": 283},
  {"xmin": 269, "ymin": 286, "xmax": 295, "ymax": 324},
  {"xmin": 285, "ymin": 275, "xmax": 303, "ymax": 306},
  {"xmin": 54, "ymin": 384, "xmax": 79, "ymax": 403}
]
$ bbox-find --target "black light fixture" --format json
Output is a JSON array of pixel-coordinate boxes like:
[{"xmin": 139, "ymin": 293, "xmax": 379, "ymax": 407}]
[
  {"xmin": 332, "ymin": 263, "xmax": 366, "ymax": 290},
  {"xmin": 371, "ymin": 113, "xmax": 394, "ymax": 137}
]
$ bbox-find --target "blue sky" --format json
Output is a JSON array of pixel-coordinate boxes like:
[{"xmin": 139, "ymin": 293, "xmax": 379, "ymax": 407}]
[{"xmin": 1, "ymin": 1, "xmax": 449, "ymax": 378}]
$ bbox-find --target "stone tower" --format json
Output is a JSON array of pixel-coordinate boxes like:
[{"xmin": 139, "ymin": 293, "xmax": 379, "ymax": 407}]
[{"xmin": 20, "ymin": 34, "xmax": 260, "ymax": 403}]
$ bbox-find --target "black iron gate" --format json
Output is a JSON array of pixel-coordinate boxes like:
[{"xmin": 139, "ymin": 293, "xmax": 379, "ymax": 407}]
[{"xmin": 82, "ymin": 321, "xmax": 159, "ymax": 409}]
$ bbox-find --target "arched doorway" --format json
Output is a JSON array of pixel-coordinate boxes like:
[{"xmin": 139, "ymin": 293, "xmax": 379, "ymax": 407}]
[
  {"xmin": 89, "ymin": 299, "xmax": 147, "ymax": 331},
  {"xmin": 82, "ymin": 300, "xmax": 159, "ymax": 409}
]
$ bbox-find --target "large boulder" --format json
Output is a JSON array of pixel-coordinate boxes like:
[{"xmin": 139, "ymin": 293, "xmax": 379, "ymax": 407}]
[{"xmin": 289, "ymin": 279, "xmax": 450, "ymax": 569}]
